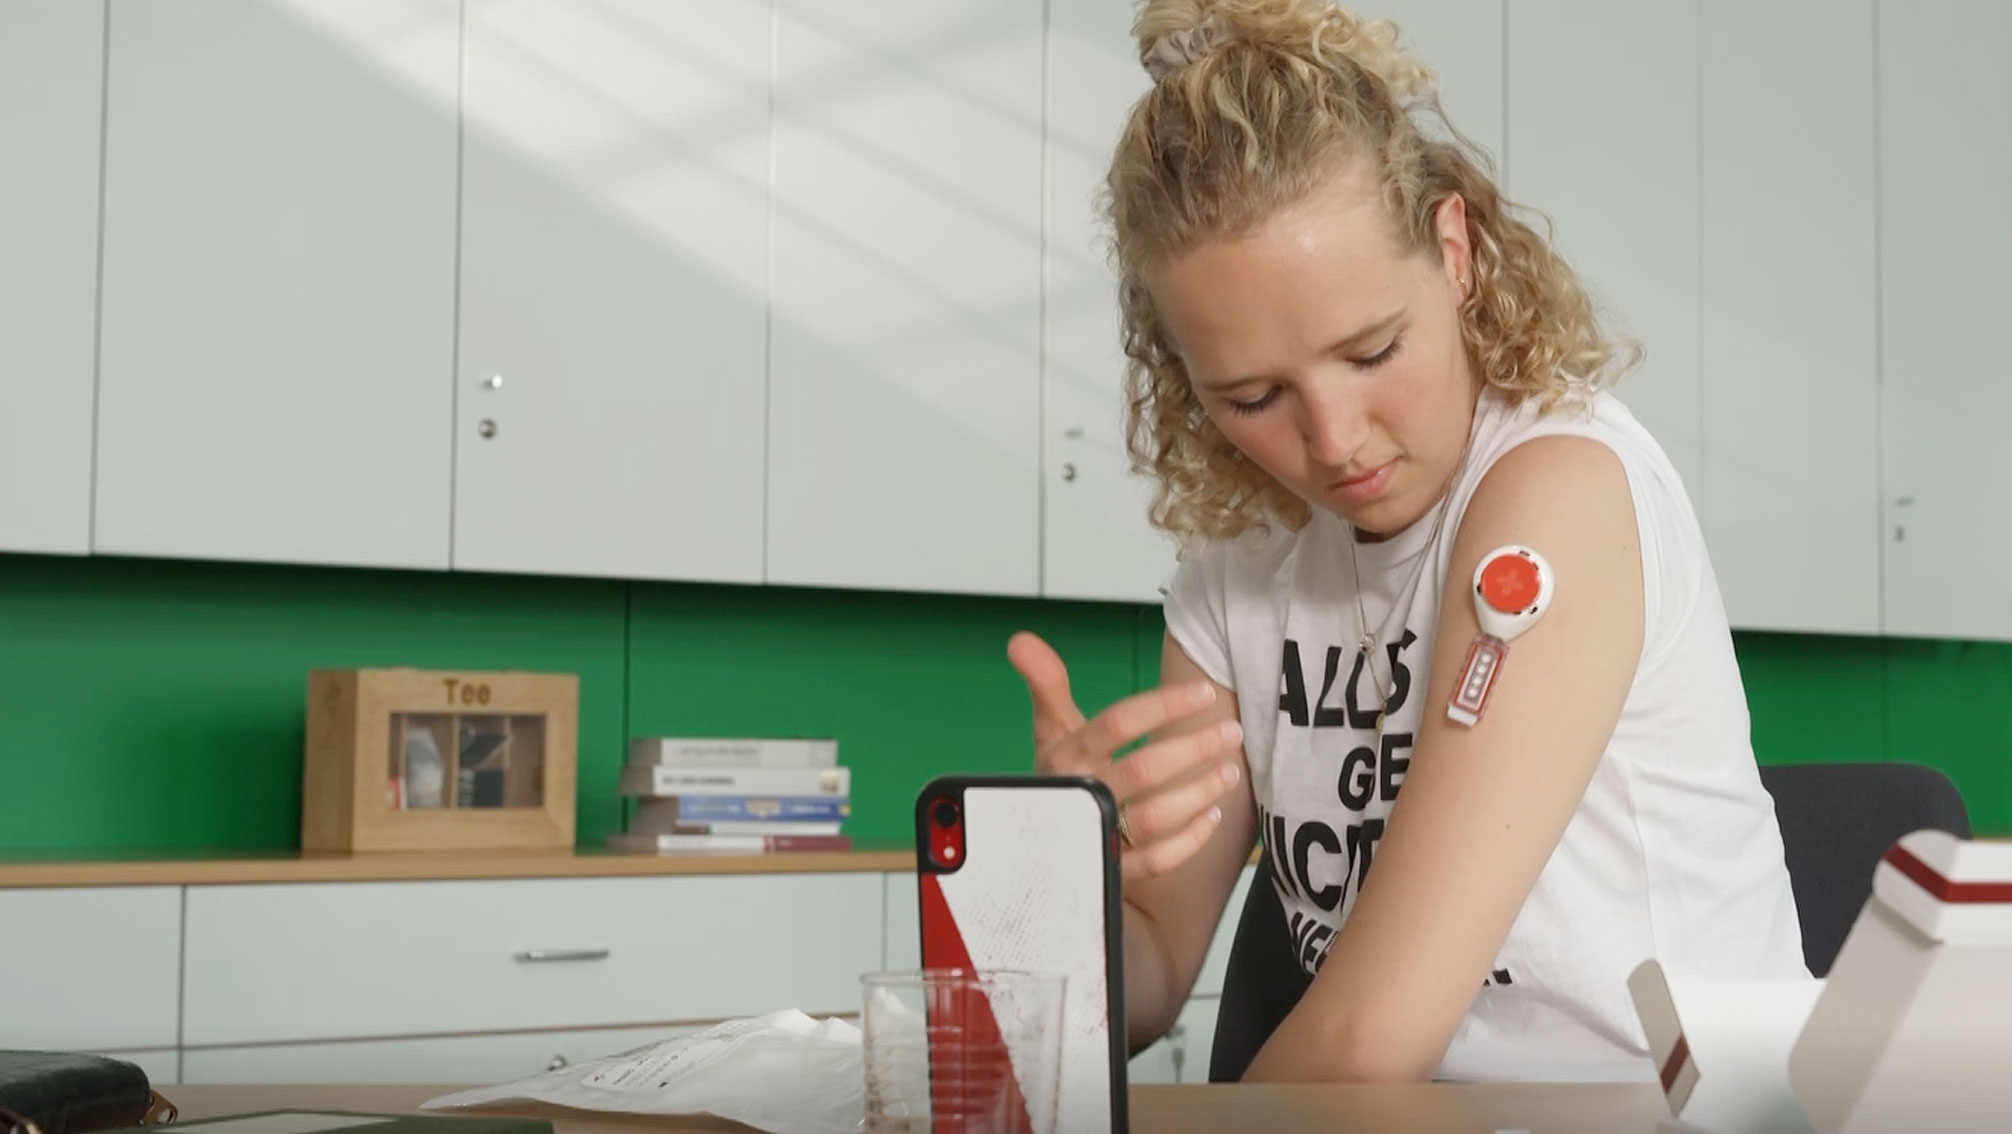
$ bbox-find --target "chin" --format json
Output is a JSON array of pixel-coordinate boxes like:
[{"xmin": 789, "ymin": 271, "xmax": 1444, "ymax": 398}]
[{"xmin": 1330, "ymin": 495, "xmax": 1421, "ymax": 540}]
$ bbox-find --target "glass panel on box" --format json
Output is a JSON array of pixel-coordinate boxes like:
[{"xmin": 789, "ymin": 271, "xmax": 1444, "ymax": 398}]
[
  {"xmin": 452, "ymin": 713, "xmax": 545, "ymax": 809},
  {"xmin": 504, "ymin": 715, "xmax": 546, "ymax": 807},
  {"xmin": 389, "ymin": 713, "xmax": 454, "ymax": 809}
]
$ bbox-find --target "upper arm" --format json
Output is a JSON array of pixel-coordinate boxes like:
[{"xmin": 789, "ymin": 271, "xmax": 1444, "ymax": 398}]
[
  {"xmin": 1270, "ymin": 434, "xmax": 1645, "ymax": 1080},
  {"xmin": 1125, "ymin": 631, "xmax": 1261, "ymax": 1008}
]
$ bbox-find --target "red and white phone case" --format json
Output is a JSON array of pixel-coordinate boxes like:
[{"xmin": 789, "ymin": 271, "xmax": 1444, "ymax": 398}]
[{"xmin": 916, "ymin": 775, "xmax": 1128, "ymax": 1134}]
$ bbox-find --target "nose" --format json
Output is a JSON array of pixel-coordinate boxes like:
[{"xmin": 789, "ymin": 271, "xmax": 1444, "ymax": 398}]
[{"xmin": 1296, "ymin": 382, "xmax": 1368, "ymax": 469}]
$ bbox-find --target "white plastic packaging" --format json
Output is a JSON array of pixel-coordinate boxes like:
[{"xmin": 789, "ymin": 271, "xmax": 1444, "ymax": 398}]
[{"xmin": 423, "ymin": 1010, "xmax": 863, "ymax": 1134}]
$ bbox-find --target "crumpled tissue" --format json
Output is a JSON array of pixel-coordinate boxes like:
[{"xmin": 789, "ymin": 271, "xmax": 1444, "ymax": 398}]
[{"xmin": 423, "ymin": 1009, "xmax": 863, "ymax": 1134}]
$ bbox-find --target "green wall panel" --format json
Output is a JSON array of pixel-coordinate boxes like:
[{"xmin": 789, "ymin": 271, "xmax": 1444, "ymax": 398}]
[
  {"xmin": 0, "ymin": 553, "xmax": 625, "ymax": 853},
  {"xmin": 625, "ymin": 582, "xmax": 1145, "ymax": 845},
  {"xmin": 1, "ymin": 551, "xmax": 2006, "ymax": 857},
  {"xmin": 1879, "ymin": 637, "xmax": 2012, "ymax": 835},
  {"xmin": 1732, "ymin": 632, "xmax": 1889, "ymax": 765}
]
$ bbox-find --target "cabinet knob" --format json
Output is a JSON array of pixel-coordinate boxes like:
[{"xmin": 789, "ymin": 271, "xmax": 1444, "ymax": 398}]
[
  {"xmin": 1061, "ymin": 462, "xmax": 1077, "ymax": 483},
  {"xmin": 546, "ymin": 1054, "xmax": 569, "ymax": 1071},
  {"xmin": 483, "ymin": 374, "xmax": 504, "ymax": 390},
  {"xmin": 478, "ymin": 418, "xmax": 498, "ymax": 439}
]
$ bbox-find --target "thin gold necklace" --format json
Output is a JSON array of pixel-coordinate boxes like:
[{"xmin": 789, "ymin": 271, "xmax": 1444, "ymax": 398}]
[{"xmin": 1345, "ymin": 438, "xmax": 1472, "ymax": 739}]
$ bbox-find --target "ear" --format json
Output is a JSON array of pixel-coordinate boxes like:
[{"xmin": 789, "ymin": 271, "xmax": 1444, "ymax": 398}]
[{"xmin": 1432, "ymin": 193, "xmax": 1472, "ymax": 297}]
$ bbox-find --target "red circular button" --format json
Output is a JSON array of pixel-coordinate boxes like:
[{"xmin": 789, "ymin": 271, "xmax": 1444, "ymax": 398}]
[{"xmin": 1479, "ymin": 552, "xmax": 1542, "ymax": 614}]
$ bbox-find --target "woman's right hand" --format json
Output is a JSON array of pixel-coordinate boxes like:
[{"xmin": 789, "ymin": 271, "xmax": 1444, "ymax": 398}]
[{"xmin": 1006, "ymin": 631, "xmax": 1246, "ymax": 883}]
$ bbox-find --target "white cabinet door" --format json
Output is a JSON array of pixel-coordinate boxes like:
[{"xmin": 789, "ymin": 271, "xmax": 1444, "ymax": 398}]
[
  {"xmin": 183, "ymin": 874, "xmax": 882, "ymax": 1045},
  {"xmin": 1700, "ymin": 0, "xmax": 1879, "ymax": 634},
  {"xmin": 769, "ymin": 0, "xmax": 1044, "ymax": 596},
  {"xmin": 1362, "ymin": 0, "xmax": 1505, "ymax": 164},
  {"xmin": 1506, "ymin": 2, "xmax": 1702, "ymax": 495},
  {"xmin": 453, "ymin": 1, "xmax": 768, "ymax": 584},
  {"xmin": 183, "ymin": 1023, "xmax": 701, "ymax": 1086},
  {"xmin": 95, "ymin": 0, "xmax": 459, "ymax": 570},
  {"xmin": 0, "ymin": 0, "xmax": 101, "ymax": 555},
  {"xmin": 883, "ymin": 871, "xmax": 919, "ymax": 970},
  {"xmin": 1128, "ymin": 996, "xmax": 1222, "ymax": 1085},
  {"xmin": 1878, "ymin": 1, "xmax": 2012, "ymax": 641},
  {"xmin": 0, "ymin": 886, "xmax": 182, "ymax": 1051},
  {"xmin": 1042, "ymin": 0, "xmax": 1171, "ymax": 603}
]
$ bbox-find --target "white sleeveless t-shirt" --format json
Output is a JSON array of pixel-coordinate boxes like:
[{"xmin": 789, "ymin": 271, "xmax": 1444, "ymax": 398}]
[{"xmin": 1162, "ymin": 386, "xmax": 1811, "ymax": 1082}]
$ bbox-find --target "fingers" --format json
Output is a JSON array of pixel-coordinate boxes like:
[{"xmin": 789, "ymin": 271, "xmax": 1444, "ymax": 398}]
[
  {"xmin": 1115, "ymin": 748, "xmax": 1243, "ymax": 872},
  {"xmin": 1111, "ymin": 718, "xmax": 1245, "ymax": 881},
  {"xmin": 1008, "ymin": 629, "xmax": 1246, "ymax": 883},
  {"xmin": 1077, "ymin": 680, "xmax": 1219, "ymax": 764},
  {"xmin": 1122, "ymin": 795, "xmax": 1230, "ymax": 883},
  {"xmin": 1125, "ymin": 755, "xmax": 1240, "ymax": 841},
  {"xmin": 1007, "ymin": 631, "xmax": 1087, "ymax": 746},
  {"xmin": 1105, "ymin": 717, "xmax": 1242, "ymax": 804}
]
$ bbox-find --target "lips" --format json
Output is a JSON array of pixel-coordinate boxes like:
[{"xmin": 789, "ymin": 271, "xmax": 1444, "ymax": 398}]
[{"xmin": 1330, "ymin": 460, "xmax": 1395, "ymax": 503}]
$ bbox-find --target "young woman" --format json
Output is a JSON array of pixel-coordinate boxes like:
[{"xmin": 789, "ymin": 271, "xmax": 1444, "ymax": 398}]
[{"xmin": 1009, "ymin": 0, "xmax": 1808, "ymax": 1084}]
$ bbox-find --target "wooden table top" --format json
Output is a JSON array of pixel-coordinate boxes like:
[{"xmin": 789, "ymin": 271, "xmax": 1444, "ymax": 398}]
[{"xmin": 164, "ymin": 1079, "xmax": 1674, "ymax": 1134}]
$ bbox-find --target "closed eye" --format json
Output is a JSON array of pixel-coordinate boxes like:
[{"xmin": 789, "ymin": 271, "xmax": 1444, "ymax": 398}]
[
  {"xmin": 1225, "ymin": 388, "xmax": 1280, "ymax": 416},
  {"xmin": 1220, "ymin": 333, "xmax": 1400, "ymax": 416},
  {"xmin": 1352, "ymin": 334, "xmax": 1402, "ymax": 370}
]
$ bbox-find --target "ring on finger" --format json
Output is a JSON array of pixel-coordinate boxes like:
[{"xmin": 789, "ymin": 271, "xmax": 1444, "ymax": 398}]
[{"xmin": 1117, "ymin": 807, "xmax": 1137, "ymax": 849}]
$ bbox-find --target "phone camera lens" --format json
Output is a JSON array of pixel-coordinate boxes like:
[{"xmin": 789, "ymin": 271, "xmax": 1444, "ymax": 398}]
[{"xmin": 931, "ymin": 799, "xmax": 960, "ymax": 828}]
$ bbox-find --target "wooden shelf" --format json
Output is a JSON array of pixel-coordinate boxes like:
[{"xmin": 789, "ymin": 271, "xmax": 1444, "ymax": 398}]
[{"xmin": 0, "ymin": 845, "xmax": 915, "ymax": 888}]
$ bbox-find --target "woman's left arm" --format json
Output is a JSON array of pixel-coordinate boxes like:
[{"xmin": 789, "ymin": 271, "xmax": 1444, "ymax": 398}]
[{"xmin": 1243, "ymin": 433, "xmax": 1646, "ymax": 1083}]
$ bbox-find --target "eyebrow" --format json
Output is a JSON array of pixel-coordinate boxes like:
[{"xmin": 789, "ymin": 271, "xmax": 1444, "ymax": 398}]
[{"xmin": 1197, "ymin": 308, "xmax": 1407, "ymax": 393}]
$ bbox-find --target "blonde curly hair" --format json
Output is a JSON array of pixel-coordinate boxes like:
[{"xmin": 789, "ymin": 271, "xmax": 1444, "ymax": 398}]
[{"xmin": 1109, "ymin": 0, "xmax": 1641, "ymax": 547}]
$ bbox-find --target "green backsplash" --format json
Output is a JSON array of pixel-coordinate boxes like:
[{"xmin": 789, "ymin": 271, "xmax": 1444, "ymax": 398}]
[{"xmin": 1, "ymin": 550, "xmax": 2006, "ymax": 853}]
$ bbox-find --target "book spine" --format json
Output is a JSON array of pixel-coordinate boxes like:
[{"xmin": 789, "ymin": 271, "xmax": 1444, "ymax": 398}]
[
  {"xmin": 621, "ymin": 764, "xmax": 850, "ymax": 798},
  {"xmin": 679, "ymin": 820, "xmax": 844, "ymax": 837},
  {"xmin": 626, "ymin": 737, "xmax": 839, "ymax": 768},
  {"xmin": 608, "ymin": 832, "xmax": 853, "ymax": 853},
  {"xmin": 666, "ymin": 795, "xmax": 851, "ymax": 822},
  {"xmin": 627, "ymin": 803, "xmax": 843, "ymax": 838}
]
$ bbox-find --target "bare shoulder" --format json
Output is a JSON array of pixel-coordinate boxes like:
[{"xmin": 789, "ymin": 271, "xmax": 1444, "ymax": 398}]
[{"xmin": 1460, "ymin": 433, "xmax": 1637, "ymax": 559}]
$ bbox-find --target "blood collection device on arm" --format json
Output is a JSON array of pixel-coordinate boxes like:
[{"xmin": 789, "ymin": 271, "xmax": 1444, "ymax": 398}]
[{"xmin": 1447, "ymin": 545, "xmax": 1553, "ymax": 726}]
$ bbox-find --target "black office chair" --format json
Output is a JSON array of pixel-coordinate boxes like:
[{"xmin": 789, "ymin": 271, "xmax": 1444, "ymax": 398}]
[
  {"xmin": 1207, "ymin": 761, "xmax": 1974, "ymax": 1079},
  {"xmin": 1757, "ymin": 760, "xmax": 1970, "ymax": 977},
  {"xmin": 1208, "ymin": 854, "xmax": 1310, "ymax": 1082}
]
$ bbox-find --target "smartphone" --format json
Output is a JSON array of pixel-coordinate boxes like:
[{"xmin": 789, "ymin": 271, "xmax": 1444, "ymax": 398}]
[{"xmin": 915, "ymin": 774, "xmax": 1128, "ymax": 1134}]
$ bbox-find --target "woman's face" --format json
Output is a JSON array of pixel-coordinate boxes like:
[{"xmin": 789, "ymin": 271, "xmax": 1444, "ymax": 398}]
[{"xmin": 1150, "ymin": 167, "xmax": 1478, "ymax": 539}]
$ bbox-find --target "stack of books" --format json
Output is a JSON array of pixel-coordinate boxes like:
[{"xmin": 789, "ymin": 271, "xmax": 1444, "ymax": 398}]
[{"xmin": 607, "ymin": 736, "xmax": 851, "ymax": 854}]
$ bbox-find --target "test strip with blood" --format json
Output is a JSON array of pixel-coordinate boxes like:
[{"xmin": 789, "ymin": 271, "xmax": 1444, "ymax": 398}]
[{"xmin": 1447, "ymin": 544, "xmax": 1554, "ymax": 726}]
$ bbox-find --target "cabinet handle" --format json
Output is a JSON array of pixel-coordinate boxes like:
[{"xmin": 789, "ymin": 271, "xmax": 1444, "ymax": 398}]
[
  {"xmin": 483, "ymin": 374, "xmax": 504, "ymax": 390},
  {"xmin": 546, "ymin": 1054, "xmax": 570, "ymax": 1071},
  {"xmin": 1061, "ymin": 462, "xmax": 1078, "ymax": 482},
  {"xmin": 478, "ymin": 418, "xmax": 498, "ymax": 439},
  {"xmin": 514, "ymin": 947, "xmax": 610, "ymax": 963},
  {"xmin": 1060, "ymin": 424, "xmax": 1125, "ymax": 458}
]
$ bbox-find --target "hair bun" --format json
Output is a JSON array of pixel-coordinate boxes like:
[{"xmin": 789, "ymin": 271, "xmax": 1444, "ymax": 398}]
[
  {"xmin": 1135, "ymin": 1, "xmax": 1221, "ymax": 81},
  {"xmin": 1133, "ymin": 0, "xmax": 1438, "ymax": 108},
  {"xmin": 1140, "ymin": 8, "xmax": 1230, "ymax": 81}
]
